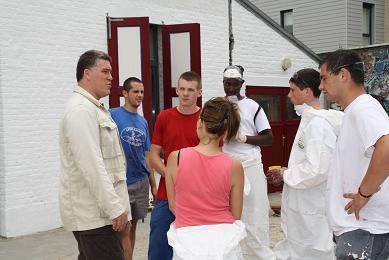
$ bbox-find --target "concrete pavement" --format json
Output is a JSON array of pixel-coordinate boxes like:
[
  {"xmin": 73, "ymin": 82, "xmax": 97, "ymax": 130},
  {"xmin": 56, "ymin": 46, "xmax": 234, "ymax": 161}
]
[{"xmin": 0, "ymin": 193, "xmax": 283, "ymax": 260}]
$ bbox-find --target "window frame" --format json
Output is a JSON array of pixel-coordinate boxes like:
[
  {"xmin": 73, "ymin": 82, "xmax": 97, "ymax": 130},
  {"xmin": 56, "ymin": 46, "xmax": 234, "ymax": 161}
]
[
  {"xmin": 280, "ymin": 9, "xmax": 294, "ymax": 35},
  {"xmin": 362, "ymin": 3, "xmax": 374, "ymax": 45}
]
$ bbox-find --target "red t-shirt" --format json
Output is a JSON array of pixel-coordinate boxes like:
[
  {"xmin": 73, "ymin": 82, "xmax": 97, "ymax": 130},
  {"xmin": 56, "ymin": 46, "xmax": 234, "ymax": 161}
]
[{"xmin": 152, "ymin": 107, "xmax": 200, "ymax": 200}]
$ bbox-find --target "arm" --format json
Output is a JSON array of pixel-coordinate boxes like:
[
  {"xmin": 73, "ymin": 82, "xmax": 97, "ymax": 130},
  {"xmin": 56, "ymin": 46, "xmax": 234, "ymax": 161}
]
[
  {"xmin": 146, "ymin": 151, "xmax": 157, "ymax": 198},
  {"xmin": 66, "ymin": 107, "xmax": 127, "ymax": 223},
  {"xmin": 165, "ymin": 151, "xmax": 179, "ymax": 214},
  {"xmin": 283, "ymin": 119, "xmax": 336, "ymax": 189},
  {"xmin": 150, "ymin": 144, "xmax": 167, "ymax": 177},
  {"xmin": 230, "ymin": 159, "xmax": 244, "ymax": 220},
  {"xmin": 246, "ymin": 129, "xmax": 273, "ymax": 146},
  {"xmin": 344, "ymin": 134, "xmax": 389, "ymax": 220}
]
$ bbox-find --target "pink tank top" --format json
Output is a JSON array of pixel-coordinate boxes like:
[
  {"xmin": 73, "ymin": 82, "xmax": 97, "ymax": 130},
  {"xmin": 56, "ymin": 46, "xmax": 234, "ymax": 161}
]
[{"xmin": 174, "ymin": 147, "xmax": 235, "ymax": 228}]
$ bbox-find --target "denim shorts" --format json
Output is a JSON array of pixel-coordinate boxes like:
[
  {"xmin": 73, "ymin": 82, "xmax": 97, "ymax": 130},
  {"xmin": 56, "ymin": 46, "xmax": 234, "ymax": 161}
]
[{"xmin": 334, "ymin": 229, "xmax": 389, "ymax": 260}]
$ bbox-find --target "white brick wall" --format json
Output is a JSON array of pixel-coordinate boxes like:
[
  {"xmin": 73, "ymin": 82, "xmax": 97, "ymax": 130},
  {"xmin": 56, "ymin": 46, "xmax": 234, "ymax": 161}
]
[{"xmin": 0, "ymin": 0, "xmax": 317, "ymax": 237}]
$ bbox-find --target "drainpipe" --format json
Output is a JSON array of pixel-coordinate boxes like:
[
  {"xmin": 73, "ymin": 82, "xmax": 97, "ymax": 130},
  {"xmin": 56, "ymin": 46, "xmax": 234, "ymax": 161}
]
[
  {"xmin": 228, "ymin": 0, "xmax": 234, "ymax": 65},
  {"xmin": 385, "ymin": 0, "xmax": 389, "ymax": 42}
]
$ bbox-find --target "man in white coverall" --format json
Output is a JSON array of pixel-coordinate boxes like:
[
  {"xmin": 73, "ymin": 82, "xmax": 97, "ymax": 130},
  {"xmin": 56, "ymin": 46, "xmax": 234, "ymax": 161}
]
[
  {"xmin": 270, "ymin": 68, "xmax": 343, "ymax": 259},
  {"xmin": 222, "ymin": 65, "xmax": 275, "ymax": 259}
]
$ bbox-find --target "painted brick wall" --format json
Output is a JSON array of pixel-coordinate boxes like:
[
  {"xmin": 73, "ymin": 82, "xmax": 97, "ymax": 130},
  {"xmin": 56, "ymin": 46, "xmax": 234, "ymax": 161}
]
[{"xmin": 0, "ymin": 0, "xmax": 316, "ymax": 237}]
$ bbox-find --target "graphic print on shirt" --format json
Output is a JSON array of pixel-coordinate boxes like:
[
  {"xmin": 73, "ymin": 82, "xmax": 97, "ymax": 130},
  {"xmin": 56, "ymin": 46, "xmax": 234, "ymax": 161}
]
[
  {"xmin": 121, "ymin": 127, "xmax": 146, "ymax": 147},
  {"xmin": 297, "ymin": 136, "xmax": 305, "ymax": 150}
]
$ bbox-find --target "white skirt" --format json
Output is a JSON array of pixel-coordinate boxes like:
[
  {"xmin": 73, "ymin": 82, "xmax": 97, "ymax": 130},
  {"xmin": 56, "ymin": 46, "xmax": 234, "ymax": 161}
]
[{"xmin": 167, "ymin": 220, "xmax": 246, "ymax": 260}]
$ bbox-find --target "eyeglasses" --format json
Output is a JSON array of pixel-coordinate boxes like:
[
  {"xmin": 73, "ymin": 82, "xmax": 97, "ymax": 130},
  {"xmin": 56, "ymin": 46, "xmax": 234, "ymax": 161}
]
[
  {"xmin": 291, "ymin": 72, "xmax": 309, "ymax": 89},
  {"xmin": 331, "ymin": 61, "xmax": 364, "ymax": 73}
]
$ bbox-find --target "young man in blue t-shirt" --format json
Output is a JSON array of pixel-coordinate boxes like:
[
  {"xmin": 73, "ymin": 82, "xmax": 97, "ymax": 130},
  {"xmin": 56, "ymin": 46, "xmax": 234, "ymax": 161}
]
[{"xmin": 110, "ymin": 77, "xmax": 157, "ymax": 260}]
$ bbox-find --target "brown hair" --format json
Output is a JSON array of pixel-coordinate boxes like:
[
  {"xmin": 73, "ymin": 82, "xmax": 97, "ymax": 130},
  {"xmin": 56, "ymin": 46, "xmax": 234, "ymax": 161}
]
[
  {"xmin": 289, "ymin": 68, "xmax": 321, "ymax": 98},
  {"xmin": 123, "ymin": 77, "xmax": 142, "ymax": 91},
  {"xmin": 200, "ymin": 97, "xmax": 240, "ymax": 142},
  {"xmin": 319, "ymin": 49, "xmax": 364, "ymax": 85},
  {"xmin": 76, "ymin": 50, "xmax": 111, "ymax": 82},
  {"xmin": 178, "ymin": 71, "xmax": 202, "ymax": 89}
]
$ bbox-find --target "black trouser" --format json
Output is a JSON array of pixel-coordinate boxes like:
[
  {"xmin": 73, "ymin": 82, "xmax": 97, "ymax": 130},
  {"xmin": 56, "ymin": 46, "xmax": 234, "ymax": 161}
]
[{"xmin": 73, "ymin": 225, "xmax": 124, "ymax": 260}]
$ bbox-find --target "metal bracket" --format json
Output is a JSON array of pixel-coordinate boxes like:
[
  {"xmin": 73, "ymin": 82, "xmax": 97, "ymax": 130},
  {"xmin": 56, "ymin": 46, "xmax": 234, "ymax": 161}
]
[{"xmin": 106, "ymin": 14, "xmax": 124, "ymax": 40}]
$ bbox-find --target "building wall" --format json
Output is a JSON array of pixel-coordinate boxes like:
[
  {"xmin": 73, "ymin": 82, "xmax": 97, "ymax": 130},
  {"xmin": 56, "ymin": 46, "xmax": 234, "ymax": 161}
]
[
  {"xmin": 347, "ymin": 0, "xmax": 385, "ymax": 48},
  {"xmin": 252, "ymin": 0, "xmax": 386, "ymax": 53},
  {"xmin": 384, "ymin": 0, "xmax": 389, "ymax": 42},
  {"xmin": 0, "ymin": 0, "xmax": 317, "ymax": 237}
]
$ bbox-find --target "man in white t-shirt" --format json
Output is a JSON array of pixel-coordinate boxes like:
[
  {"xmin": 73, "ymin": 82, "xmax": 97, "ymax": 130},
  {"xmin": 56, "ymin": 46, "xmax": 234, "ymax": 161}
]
[
  {"xmin": 222, "ymin": 65, "xmax": 276, "ymax": 260},
  {"xmin": 320, "ymin": 49, "xmax": 389, "ymax": 260}
]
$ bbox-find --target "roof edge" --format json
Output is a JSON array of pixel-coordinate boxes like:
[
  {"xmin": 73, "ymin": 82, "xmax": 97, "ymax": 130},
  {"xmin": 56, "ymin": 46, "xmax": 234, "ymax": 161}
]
[{"xmin": 235, "ymin": 0, "xmax": 322, "ymax": 63}]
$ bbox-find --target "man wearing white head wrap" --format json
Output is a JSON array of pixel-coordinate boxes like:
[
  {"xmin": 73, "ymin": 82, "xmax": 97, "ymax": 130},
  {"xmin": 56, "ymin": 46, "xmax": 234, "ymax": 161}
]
[{"xmin": 222, "ymin": 65, "xmax": 276, "ymax": 259}]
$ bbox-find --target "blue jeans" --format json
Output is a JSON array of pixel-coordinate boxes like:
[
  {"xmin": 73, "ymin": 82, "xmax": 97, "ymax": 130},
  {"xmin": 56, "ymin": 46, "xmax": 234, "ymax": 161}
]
[
  {"xmin": 334, "ymin": 229, "xmax": 389, "ymax": 260},
  {"xmin": 148, "ymin": 200, "xmax": 175, "ymax": 260}
]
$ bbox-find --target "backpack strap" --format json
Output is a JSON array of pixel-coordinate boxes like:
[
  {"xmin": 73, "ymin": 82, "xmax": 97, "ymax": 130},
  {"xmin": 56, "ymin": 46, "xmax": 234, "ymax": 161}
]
[
  {"xmin": 253, "ymin": 103, "xmax": 263, "ymax": 123},
  {"xmin": 177, "ymin": 149, "xmax": 181, "ymax": 166}
]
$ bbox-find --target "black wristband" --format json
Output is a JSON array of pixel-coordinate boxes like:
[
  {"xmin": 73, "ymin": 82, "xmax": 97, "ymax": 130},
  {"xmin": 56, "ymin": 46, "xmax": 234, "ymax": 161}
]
[{"xmin": 358, "ymin": 187, "xmax": 373, "ymax": 198}]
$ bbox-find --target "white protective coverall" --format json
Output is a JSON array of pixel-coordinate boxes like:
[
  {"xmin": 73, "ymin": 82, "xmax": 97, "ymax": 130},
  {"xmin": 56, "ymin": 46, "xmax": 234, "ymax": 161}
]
[
  {"xmin": 167, "ymin": 220, "xmax": 246, "ymax": 260},
  {"xmin": 223, "ymin": 97, "xmax": 276, "ymax": 260},
  {"xmin": 232, "ymin": 148, "xmax": 276, "ymax": 260},
  {"xmin": 274, "ymin": 105, "xmax": 343, "ymax": 260}
]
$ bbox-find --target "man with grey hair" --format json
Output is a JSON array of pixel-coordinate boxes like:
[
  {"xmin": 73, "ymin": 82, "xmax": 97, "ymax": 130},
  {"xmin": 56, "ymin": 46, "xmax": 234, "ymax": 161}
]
[{"xmin": 59, "ymin": 50, "xmax": 131, "ymax": 260}]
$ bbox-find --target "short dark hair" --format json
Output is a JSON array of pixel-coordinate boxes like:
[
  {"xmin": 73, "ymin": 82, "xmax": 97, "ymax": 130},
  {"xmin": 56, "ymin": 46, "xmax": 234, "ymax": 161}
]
[
  {"xmin": 76, "ymin": 50, "xmax": 112, "ymax": 82},
  {"xmin": 289, "ymin": 68, "xmax": 321, "ymax": 98},
  {"xmin": 319, "ymin": 49, "xmax": 364, "ymax": 85},
  {"xmin": 123, "ymin": 77, "xmax": 142, "ymax": 91},
  {"xmin": 178, "ymin": 71, "xmax": 202, "ymax": 89}
]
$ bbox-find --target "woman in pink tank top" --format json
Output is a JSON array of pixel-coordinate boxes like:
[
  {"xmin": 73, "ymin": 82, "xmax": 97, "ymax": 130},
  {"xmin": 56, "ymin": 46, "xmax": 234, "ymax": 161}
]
[{"xmin": 165, "ymin": 97, "xmax": 246, "ymax": 260}]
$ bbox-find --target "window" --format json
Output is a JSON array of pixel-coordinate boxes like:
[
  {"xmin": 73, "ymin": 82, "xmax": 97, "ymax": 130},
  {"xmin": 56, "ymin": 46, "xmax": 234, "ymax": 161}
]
[
  {"xmin": 281, "ymin": 9, "xmax": 293, "ymax": 35},
  {"xmin": 362, "ymin": 3, "xmax": 373, "ymax": 45}
]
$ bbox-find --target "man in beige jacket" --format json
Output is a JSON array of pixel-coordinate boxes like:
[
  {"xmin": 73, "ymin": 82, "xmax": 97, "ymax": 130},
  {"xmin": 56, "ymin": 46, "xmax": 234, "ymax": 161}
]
[{"xmin": 59, "ymin": 50, "xmax": 131, "ymax": 260}]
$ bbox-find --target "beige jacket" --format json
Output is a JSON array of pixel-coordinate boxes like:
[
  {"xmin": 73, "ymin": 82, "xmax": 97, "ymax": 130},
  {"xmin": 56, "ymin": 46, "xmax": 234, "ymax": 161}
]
[{"xmin": 59, "ymin": 86, "xmax": 131, "ymax": 231}]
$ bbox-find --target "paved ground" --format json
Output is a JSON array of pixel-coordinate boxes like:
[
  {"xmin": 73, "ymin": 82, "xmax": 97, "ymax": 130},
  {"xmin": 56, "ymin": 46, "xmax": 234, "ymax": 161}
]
[{"xmin": 0, "ymin": 193, "xmax": 283, "ymax": 260}]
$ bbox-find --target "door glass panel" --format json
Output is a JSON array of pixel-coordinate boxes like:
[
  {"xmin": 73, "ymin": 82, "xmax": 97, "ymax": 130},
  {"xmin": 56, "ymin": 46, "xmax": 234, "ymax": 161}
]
[
  {"xmin": 249, "ymin": 94, "xmax": 281, "ymax": 122},
  {"xmin": 286, "ymin": 98, "xmax": 299, "ymax": 120},
  {"xmin": 170, "ymin": 32, "xmax": 191, "ymax": 88},
  {"xmin": 117, "ymin": 26, "xmax": 142, "ymax": 85}
]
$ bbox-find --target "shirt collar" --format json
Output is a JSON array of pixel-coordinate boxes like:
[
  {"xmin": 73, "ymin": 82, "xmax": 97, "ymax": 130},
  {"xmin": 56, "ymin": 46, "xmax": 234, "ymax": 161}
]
[{"xmin": 74, "ymin": 86, "xmax": 106, "ymax": 109}]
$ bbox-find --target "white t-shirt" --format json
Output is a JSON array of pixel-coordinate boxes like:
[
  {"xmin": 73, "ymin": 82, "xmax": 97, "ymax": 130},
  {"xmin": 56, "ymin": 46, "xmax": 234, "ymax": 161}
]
[
  {"xmin": 326, "ymin": 94, "xmax": 389, "ymax": 236},
  {"xmin": 223, "ymin": 97, "xmax": 271, "ymax": 159}
]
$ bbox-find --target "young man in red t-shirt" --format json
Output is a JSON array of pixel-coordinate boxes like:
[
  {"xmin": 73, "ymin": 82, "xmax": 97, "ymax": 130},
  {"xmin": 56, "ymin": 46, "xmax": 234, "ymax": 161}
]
[{"xmin": 148, "ymin": 71, "xmax": 202, "ymax": 260}]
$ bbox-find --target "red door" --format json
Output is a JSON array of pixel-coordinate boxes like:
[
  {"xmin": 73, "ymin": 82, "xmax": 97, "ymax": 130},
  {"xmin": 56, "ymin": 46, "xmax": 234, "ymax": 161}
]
[
  {"xmin": 107, "ymin": 17, "xmax": 152, "ymax": 133},
  {"xmin": 246, "ymin": 86, "xmax": 300, "ymax": 193},
  {"xmin": 161, "ymin": 23, "xmax": 202, "ymax": 108}
]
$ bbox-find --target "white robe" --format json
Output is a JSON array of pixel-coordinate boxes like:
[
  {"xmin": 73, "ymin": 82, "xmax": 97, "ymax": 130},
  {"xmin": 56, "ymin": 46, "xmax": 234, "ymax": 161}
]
[
  {"xmin": 167, "ymin": 220, "xmax": 246, "ymax": 260},
  {"xmin": 274, "ymin": 107, "xmax": 343, "ymax": 260}
]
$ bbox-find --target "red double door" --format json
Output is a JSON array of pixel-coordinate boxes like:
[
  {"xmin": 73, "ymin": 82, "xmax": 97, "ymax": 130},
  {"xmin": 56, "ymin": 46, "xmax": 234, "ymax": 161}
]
[
  {"xmin": 107, "ymin": 16, "xmax": 201, "ymax": 134},
  {"xmin": 246, "ymin": 86, "xmax": 300, "ymax": 193}
]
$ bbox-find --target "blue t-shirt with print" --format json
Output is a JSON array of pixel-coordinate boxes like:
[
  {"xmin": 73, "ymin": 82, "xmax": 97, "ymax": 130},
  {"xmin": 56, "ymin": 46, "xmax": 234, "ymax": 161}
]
[{"xmin": 109, "ymin": 107, "xmax": 150, "ymax": 184}]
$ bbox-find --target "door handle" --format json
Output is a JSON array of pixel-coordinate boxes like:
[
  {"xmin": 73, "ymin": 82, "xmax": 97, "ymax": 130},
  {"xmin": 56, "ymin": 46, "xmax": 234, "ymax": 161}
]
[{"xmin": 282, "ymin": 136, "xmax": 286, "ymax": 147}]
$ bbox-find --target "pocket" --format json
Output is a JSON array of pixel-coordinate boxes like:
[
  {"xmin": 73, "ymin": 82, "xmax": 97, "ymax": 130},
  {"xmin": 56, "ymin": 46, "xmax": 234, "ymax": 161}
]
[
  {"xmin": 98, "ymin": 119, "xmax": 126, "ymax": 183},
  {"xmin": 99, "ymin": 120, "xmax": 121, "ymax": 158},
  {"xmin": 335, "ymin": 229, "xmax": 373, "ymax": 259},
  {"xmin": 288, "ymin": 187, "xmax": 325, "ymax": 215}
]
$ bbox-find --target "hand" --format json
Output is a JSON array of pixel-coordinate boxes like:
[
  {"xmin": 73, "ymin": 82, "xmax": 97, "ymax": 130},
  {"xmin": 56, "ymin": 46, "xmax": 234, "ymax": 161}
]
[
  {"xmin": 236, "ymin": 134, "xmax": 247, "ymax": 143},
  {"xmin": 266, "ymin": 168, "xmax": 286, "ymax": 186},
  {"xmin": 112, "ymin": 212, "xmax": 128, "ymax": 232},
  {"xmin": 151, "ymin": 186, "xmax": 157, "ymax": 203},
  {"xmin": 343, "ymin": 193, "xmax": 370, "ymax": 220}
]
